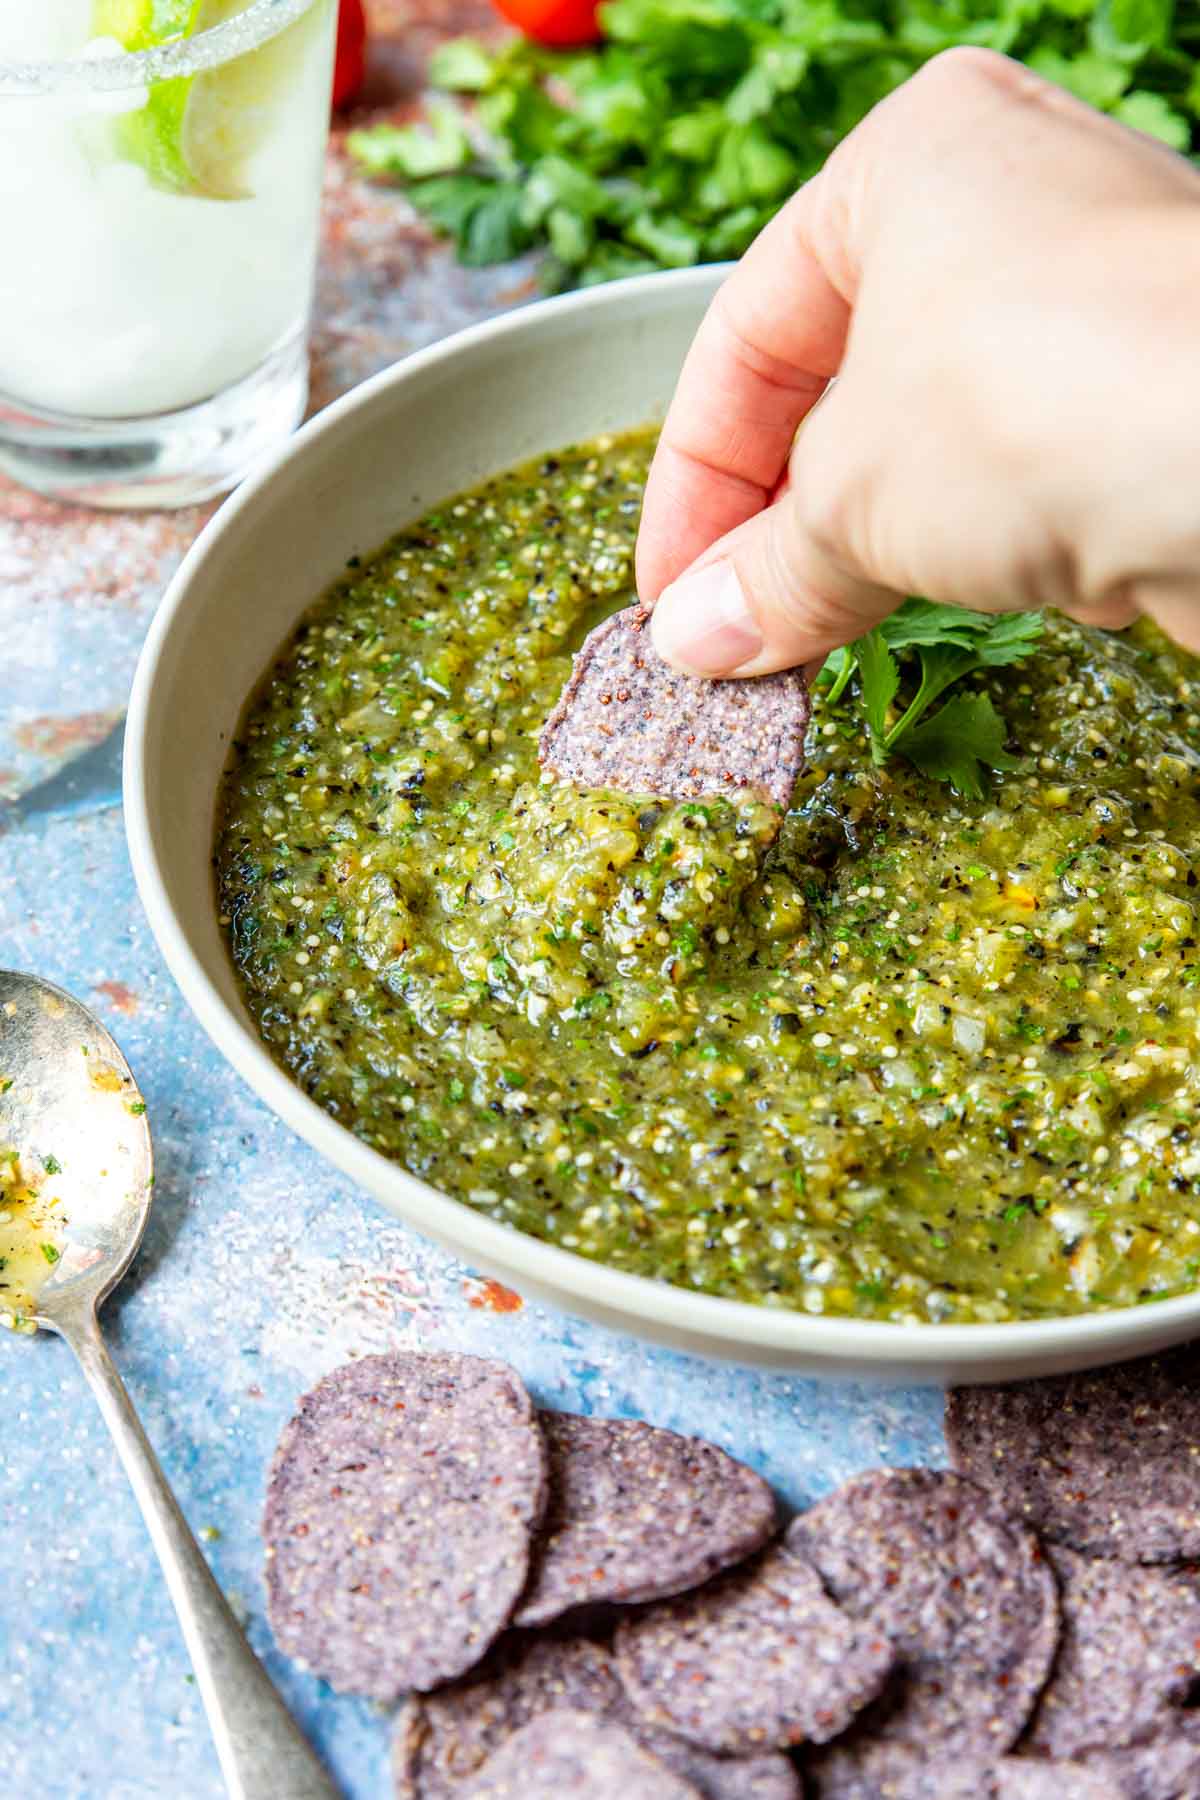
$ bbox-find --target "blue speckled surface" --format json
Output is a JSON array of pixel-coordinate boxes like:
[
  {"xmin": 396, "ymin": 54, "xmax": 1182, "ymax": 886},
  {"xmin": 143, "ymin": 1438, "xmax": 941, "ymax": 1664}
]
[{"xmin": 0, "ymin": 12, "xmax": 945, "ymax": 1793}]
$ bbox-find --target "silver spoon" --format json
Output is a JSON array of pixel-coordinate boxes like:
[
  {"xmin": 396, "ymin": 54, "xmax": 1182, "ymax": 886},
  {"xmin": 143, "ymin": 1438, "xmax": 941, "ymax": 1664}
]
[{"xmin": 0, "ymin": 969, "xmax": 339, "ymax": 1800}]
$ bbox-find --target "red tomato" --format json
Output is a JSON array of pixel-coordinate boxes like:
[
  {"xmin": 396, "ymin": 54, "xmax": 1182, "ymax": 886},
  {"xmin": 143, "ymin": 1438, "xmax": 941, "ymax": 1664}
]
[
  {"xmin": 332, "ymin": 0, "xmax": 367, "ymax": 109},
  {"xmin": 491, "ymin": 0, "xmax": 602, "ymax": 46}
]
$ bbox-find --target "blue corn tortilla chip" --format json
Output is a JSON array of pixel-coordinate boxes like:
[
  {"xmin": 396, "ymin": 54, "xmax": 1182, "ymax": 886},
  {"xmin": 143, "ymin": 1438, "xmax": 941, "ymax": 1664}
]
[
  {"xmin": 263, "ymin": 1352, "xmax": 547, "ymax": 1701},
  {"xmin": 515, "ymin": 1413, "xmax": 778, "ymax": 1628},
  {"xmin": 614, "ymin": 1538, "xmax": 896, "ymax": 1755},
  {"xmin": 539, "ymin": 606, "xmax": 809, "ymax": 811},
  {"xmin": 459, "ymin": 1711, "xmax": 703, "ymax": 1800},
  {"xmin": 394, "ymin": 1636, "xmax": 622, "ymax": 1800},
  {"xmin": 394, "ymin": 1632, "xmax": 802, "ymax": 1800},
  {"xmin": 1024, "ymin": 1545, "xmax": 1200, "ymax": 1757},
  {"xmin": 792, "ymin": 1470, "xmax": 1059, "ymax": 1796},
  {"xmin": 945, "ymin": 1349, "xmax": 1200, "ymax": 1563}
]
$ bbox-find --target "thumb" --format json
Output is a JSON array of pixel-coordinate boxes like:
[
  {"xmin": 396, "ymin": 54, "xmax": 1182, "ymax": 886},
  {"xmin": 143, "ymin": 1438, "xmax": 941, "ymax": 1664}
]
[{"xmin": 648, "ymin": 411, "xmax": 899, "ymax": 679}]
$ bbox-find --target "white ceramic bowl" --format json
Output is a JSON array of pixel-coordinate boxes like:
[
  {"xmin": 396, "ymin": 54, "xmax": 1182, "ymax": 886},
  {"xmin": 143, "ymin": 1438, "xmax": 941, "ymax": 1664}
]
[{"xmin": 125, "ymin": 266, "xmax": 1200, "ymax": 1381}]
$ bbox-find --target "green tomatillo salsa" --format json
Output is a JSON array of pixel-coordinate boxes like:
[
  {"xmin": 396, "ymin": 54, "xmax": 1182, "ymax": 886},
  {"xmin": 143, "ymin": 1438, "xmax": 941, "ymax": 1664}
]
[{"xmin": 214, "ymin": 429, "xmax": 1200, "ymax": 1324}]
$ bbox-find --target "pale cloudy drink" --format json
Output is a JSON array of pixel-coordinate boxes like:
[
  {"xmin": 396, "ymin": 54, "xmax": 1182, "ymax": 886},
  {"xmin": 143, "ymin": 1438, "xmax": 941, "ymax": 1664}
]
[{"xmin": 0, "ymin": 0, "xmax": 336, "ymax": 507}]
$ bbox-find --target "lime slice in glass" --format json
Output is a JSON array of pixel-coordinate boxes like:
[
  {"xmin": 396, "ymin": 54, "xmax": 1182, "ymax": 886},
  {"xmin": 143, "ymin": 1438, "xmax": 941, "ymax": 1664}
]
[
  {"xmin": 93, "ymin": 0, "xmax": 206, "ymax": 192},
  {"xmin": 92, "ymin": 0, "xmax": 311, "ymax": 198}
]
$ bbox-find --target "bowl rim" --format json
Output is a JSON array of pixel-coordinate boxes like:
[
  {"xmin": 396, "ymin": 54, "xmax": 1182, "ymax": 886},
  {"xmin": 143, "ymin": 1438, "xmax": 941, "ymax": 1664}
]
[{"xmin": 124, "ymin": 265, "xmax": 1200, "ymax": 1366}]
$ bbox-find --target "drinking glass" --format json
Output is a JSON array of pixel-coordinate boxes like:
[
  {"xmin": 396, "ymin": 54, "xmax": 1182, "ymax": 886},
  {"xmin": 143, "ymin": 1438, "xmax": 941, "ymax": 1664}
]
[{"xmin": 0, "ymin": 0, "xmax": 337, "ymax": 509}]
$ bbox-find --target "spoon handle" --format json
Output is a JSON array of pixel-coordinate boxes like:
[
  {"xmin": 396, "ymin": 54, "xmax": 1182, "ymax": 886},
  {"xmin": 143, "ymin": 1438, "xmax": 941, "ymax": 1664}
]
[{"xmin": 58, "ymin": 1305, "xmax": 341, "ymax": 1800}]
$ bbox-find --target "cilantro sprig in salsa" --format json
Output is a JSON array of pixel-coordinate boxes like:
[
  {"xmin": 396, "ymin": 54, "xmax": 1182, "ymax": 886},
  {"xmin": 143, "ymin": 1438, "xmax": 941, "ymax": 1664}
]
[
  {"xmin": 818, "ymin": 602, "xmax": 1042, "ymax": 798},
  {"xmin": 349, "ymin": 0, "xmax": 1197, "ymax": 292}
]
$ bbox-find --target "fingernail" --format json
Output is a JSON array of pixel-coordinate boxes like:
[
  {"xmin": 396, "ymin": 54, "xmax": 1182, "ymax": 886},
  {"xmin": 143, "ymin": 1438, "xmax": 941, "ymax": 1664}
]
[{"xmin": 650, "ymin": 561, "xmax": 763, "ymax": 676}]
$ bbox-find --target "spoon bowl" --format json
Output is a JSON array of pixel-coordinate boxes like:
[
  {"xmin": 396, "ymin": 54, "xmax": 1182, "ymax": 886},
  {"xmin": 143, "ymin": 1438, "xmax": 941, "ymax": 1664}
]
[
  {"xmin": 0, "ymin": 969, "xmax": 153, "ymax": 1328},
  {"xmin": 0, "ymin": 968, "xmax": 338, "ymax": 1800}
]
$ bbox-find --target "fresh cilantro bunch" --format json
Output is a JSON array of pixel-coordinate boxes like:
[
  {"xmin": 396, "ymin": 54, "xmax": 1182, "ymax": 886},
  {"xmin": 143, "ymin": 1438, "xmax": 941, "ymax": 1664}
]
[
  {"xmin": 348, "ymin": 0, "xmax": 1199, "ymax": 290},
  {"xmin": 816, "ymin": 601, "xmax": 1043, "ymax": 798}
]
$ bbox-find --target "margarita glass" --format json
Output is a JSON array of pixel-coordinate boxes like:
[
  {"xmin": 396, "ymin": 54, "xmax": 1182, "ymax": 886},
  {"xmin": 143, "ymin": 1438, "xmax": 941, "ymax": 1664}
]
[{"xmin": 0, "ymin": 0, "xmax": 337, "ymax": 509}]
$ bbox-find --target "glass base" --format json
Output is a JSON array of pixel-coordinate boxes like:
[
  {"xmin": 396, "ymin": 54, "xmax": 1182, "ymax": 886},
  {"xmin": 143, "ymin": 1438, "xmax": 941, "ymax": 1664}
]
[{"xmin": 0, "ymin": 334, "xmax": 309, "ymax": 512}]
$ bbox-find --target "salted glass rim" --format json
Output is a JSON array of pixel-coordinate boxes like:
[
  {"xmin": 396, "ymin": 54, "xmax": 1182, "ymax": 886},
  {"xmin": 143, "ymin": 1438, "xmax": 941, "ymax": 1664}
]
[{"xmin": 0, "ymin": 0, "xmax": 320, "ymax": 95}]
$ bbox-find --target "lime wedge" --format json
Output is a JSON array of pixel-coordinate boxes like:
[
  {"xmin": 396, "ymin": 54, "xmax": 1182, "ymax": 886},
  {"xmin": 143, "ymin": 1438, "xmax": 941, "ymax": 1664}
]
[
  {"xmin": 92, "ymin": 0, "xmax": 205, "ymax": 191},
  {"xmin": 113, "ymin": 78, "xmax": 196, "ymax": 191},
  {"xmin": 91, "ymin": 0, "xmax": 310, "ymax": 198}
]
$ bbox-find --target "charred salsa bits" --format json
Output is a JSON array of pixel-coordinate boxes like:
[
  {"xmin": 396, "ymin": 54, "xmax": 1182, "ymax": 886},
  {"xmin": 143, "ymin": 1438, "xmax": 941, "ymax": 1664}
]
[{"xmin": 214, "ymin": 429, "xmax": 1200, "ymax": 1324}]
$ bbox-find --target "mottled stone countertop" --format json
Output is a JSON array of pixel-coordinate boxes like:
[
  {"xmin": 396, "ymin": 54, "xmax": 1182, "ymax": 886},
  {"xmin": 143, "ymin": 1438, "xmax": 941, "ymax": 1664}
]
[{"xmin": 0, "ymin": 6, "xmax": 943, "ymax": 1793}]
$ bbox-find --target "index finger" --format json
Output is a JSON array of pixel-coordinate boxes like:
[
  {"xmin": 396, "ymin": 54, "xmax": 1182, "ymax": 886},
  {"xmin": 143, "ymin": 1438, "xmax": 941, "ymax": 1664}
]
[{"xmin": 635, "ymin": 179, "xmax": 855, "ymax": 604}]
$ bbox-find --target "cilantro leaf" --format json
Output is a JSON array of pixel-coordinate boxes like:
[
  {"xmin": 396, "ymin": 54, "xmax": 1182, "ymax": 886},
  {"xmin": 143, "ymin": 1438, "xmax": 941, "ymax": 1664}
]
[
  {"xmin": 880, "ymin": 599, "xmax": 996, "ymax": 650},
  {"xmin": 346, "ymin": 104, "xmax": 472, "ymax": 179},
  {"xmin": 664, "ymin": 106, "xmax": 728, "ymax": 159},
  {"xmin": 1112, "ymin": 88, "xmax": 1191, "ymax": 145},
  {"xmin": 520, "ymin": 154, "xmax": 614, "ymax": 226},
  {"xmin": 821, "ymin": 597, "xmax": 1040, "ymax": 793},
  {"xmin": 1090, "ymin": 0, "xmax": 1173, "ymax": 62},
  {"xmin": 703, "ymin": 202, "xmax": 772, "ymax": 257},
  {"xmin": 725, "ymin": 42, "xmax": 810, "ymax": 122},
  {"xmin": 407, "ymin": 175, "xmax": 535, "ymax": 265},
  {"xmin": 902, "ymin": 693, "xmax": 1021, "ymax": 799},
  {"xmin": 1026, "ymin": 45, "xmax": 1130, "ymax": 107},
  {"xmin": 573, "ymin": 244, "xmax": 661, "ymax": 286},
  {"xmin": 903, "ymin": 641, "xmax": 981, "ymax": 719},
  {"xmin": 969, "ymin": 609, "xmax": 1045, "ymax": 666},
  {"xmin": 547, "ymin": 204, "xmax": 593, "ymax": 262},
  {"xmin": 427, "ymin": 38, "xmax": 495, "ymax": 91},
  {"xmin": 625, "ymin": 209, "xmax": 701, "ymax": 265}
]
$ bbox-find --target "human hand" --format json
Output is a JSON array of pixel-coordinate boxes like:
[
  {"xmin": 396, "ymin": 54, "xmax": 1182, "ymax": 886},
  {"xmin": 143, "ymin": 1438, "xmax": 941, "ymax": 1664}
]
[{"xmin": 638, "ymin": 48, "xmax": 1200, "ymax": 677}]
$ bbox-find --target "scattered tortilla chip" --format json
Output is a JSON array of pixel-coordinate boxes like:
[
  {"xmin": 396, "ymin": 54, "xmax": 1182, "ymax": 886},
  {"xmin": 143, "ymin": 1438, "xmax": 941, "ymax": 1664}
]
[
  {"xmin": 792, "ymin": 1470, "xmax": 1059, "ymax": 1794},
  {"xmin": 944, "ymin": 1349, "xmax": 1200, "ymax": 1562},
  {"xmin": 394, "ymin": 1636, "xmax": 624, "ymax": 1800},
  {"xmin": 515, "ymin": 1413, "xmax": 778, "ymax": 1628},
  {"xmin": 614, "ymin": 1537, "xmax": 895, "ymax": 1754},
  {"xmin": 459, "ymin": 1710, "xmax": 702, "ymax": 1800},
  {"xmin": 394, "ymin": 1632, "xmax": 801, "ymax": 1800},
  {"xmin": 1024, "ymin": 1544, "xmax": 1200, "ymax": 1756},
  {"xmin": 263, "ymin": 1352, "xmax": 547, "ymax": 1700},
  {"xmin": 538, "ymin": 606, "xmax": 810, "ymax": 811}
]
